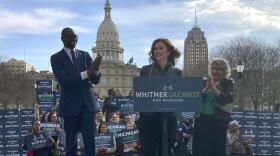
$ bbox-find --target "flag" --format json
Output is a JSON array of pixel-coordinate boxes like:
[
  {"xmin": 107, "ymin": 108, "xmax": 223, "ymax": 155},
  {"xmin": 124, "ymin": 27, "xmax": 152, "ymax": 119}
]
[{"xmin": 127, "ymin": 57, "xmax": 133, "ymax": 65}]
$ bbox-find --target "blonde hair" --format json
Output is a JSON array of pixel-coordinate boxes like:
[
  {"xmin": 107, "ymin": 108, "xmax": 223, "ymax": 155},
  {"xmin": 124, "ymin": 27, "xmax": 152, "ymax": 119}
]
[{"xmin": 210, "ymin": 58, "xmax": 231, "ymax": 78}]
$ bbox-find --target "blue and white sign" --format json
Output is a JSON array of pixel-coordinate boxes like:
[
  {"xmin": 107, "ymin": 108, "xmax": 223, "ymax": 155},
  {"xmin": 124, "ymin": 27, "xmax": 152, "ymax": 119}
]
[
  {"xmin": 41, "ymin": 122, "xmax": 61, "ymax": 136},
  {"xmin": 113, "ymin": 96, "xmax": 134, "ymax": 113},
  {"xmin": 117, "ymin": 129, "xmax": 140, "ymax": 145},
  {"xmin": 24, "ymin": 132, "xmax": 52, "ymax": 150},
  {"xmin": 35, "ymin": 80, "xmax": 53, "ymax": 92},
  {"xmin": 95, "ymin": 133, "xmax": 114, "ymax": 148},
  {"xmin": 107, "ymin": 123, "xmax": 126, "ymax": 136},
  {"xmin": 134, "ymin": 77, "xmax": 203, "ymax": 112}
]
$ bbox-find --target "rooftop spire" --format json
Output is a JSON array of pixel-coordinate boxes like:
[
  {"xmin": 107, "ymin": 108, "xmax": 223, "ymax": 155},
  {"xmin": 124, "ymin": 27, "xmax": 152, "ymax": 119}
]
[
  {"xmin": 104, "ymin": 0, "xmax": 111, "ymax": 19},
  {"xmin": 194, "ymin": 8, "xmax": 198, "ymax": 27}
]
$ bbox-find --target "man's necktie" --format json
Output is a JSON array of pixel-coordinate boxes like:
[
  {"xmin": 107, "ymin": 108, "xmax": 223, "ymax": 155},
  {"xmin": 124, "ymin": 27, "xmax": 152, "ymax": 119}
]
[{"xmin": 71, "ymin": 49, "xmax": 77, "ymax": 64}]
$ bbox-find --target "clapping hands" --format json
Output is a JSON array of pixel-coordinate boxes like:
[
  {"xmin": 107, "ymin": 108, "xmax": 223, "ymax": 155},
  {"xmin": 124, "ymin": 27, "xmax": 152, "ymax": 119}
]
[{"xmin": 87, "ymin": 53, "xmax": 103, "ymax": 76}]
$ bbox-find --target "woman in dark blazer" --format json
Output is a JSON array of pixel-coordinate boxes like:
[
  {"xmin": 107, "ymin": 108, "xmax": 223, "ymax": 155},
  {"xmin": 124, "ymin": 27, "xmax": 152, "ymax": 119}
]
[
  {"xmin": 137, "ymin": 38, "xmax": 181, "ymax": 156},
  {"xmin": 192, "ymin": 58, "xmax": 235, "ymax": 156}
]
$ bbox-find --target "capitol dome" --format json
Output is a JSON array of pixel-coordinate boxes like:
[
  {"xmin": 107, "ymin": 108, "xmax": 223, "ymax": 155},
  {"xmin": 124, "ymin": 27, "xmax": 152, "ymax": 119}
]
[{"xmin": 96, "ymin": 0, "xmax": 120, "ymax": 43}]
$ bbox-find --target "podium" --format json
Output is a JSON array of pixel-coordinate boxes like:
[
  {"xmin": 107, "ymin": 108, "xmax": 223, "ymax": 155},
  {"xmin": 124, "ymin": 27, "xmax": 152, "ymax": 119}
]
[{"xmin": 134, "ymin": 77, "xmax": 203, "ymax": 156}]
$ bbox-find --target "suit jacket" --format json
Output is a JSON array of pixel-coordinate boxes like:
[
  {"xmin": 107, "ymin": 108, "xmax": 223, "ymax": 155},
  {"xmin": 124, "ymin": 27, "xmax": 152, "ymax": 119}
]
[{"xmin": 50, "ymin": 49, "xmax": 101, "ymax": 117}]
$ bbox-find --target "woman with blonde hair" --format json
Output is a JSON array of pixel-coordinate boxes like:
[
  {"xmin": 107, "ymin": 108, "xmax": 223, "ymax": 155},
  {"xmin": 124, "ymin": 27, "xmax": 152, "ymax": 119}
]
[{"xmin": 192, "ymin": 58, "xmax": 235, "ymax": 156}]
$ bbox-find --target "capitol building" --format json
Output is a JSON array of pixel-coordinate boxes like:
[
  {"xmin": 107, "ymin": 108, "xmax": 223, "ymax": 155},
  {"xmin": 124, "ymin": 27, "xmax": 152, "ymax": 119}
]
[{"xmin": 92, "ymin": 0, "xmax": 140, "ymax": 98}]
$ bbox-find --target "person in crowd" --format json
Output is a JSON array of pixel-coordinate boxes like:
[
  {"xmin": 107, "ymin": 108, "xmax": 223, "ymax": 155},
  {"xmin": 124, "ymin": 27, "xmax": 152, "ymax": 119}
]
[
  {"xmin": 96, "ymin": 110, "xmax": 104, "ymax": 131},
  {"xmin": 48, "ymin": 112, "xmax": 63, "ymax": 140},
  {"xmin": 123, "ymin": 114, "xmax": 132, "ymax": 124},
  {"xmin": 227, "ymin": 120, "xmax": 253, "ymax": 156},
  {"xmin": 103, "ymin": 88, "xmax": 119, "ymax": 121},
  {"xmin": 96, "ymin": 122, "xmax": 117, "ymax": 156},
  {"xmin": 23, "ymin": 119, "xmax": 56, "ymax": 156},
  {"xmin": 108, "ymin": 112, "xmax": 120, "ymax": 124},
  {"xmin": 94, "ymin": 90, "xmax": 100, "ymax": 100},
  {"xmin": 34, "ymin": 103, "xmax": 40, "ymax": 120},
  {"xmin": 137, "ymin": 38, "xmax": 181, "ymax": 156},
  {"xmin": 41, "ymin": 111, "xmax": 50, "ymax": 123},
  {"xmin": 192, "ymin": 58, "xmax": 235, "ymax": 156},
  {"xmin": 116, "ymin": 88, "xmax": 122, "ymax": 96},
  {"xmin": 128, "ymin": 90, "xmax": 134, "ymax": 97},
  {"xmin": 227, "ymin": 120, "xmax": 243, "ymax": 155},
  {"xmin": 50, "ymin": 27, "xmax": 102, "ymax": 156},
  {"xmin": 182, "ymin": 118, "xmax": 194, "ymax": 151}
]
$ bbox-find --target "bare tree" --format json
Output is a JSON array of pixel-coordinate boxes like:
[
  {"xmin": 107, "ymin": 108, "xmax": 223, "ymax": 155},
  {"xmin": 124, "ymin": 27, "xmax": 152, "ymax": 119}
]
[
  {"xmin": 0, "ymin": 56, "xmax": 35, "ymax": 109},
  {"xmin": 211, "ymin": 37, "xmax": 280, "ymax": 111}
]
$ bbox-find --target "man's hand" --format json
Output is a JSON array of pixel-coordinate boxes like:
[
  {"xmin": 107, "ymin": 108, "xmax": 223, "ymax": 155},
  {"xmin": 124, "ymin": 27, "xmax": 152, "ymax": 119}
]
[{"xmin": 87, "ymin": 53, "xmax": 102, "ymax": 76}]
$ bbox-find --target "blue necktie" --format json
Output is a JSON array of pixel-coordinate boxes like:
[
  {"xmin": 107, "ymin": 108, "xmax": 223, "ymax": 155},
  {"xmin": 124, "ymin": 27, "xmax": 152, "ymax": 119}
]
[{"xmin": 71, "ymin": 49, "xmax": 77, "ymax": 64}]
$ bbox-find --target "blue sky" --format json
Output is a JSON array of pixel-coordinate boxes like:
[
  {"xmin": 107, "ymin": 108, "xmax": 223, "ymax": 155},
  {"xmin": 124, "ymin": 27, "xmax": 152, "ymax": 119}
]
[{"xmin": 0, "ymin": 0, "xmax": 279, "ymax": 71}]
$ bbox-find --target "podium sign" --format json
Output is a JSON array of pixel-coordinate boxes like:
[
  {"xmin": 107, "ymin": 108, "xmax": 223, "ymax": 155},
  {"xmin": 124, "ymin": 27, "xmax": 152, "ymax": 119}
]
[{"xmin": 133, "ymin": 77, "xmax": 202, "ymax": 112}]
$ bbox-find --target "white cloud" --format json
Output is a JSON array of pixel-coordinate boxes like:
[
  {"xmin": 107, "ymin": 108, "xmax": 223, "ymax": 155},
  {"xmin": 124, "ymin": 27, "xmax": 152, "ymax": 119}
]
[
  {"xmin": 0, "ymin": 8, "xmax": 91, "ymax": 35},
  {"xmin": 193, "ymin": 0, "xmax": 280, "ymax": 30},
  {"xmin": 111, "ymin": 1, "xmax": 193, "ymax": 26}
]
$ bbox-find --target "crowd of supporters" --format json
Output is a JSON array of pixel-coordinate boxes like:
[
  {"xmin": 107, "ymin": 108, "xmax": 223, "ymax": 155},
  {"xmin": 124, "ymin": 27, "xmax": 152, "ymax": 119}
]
[{"xmin": 23, "ymin": 87, "xmax": 253, "ymax": 156}]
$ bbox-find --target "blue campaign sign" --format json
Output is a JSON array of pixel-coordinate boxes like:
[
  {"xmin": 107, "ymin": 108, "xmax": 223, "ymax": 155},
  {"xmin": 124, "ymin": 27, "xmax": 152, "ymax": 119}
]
[
  {"xmin": 95, "ymin": 132, "xmax": 114, "ymax": 148},
  {"xmin": 20, "ymin": 119, "xmax": 33, "ymax": 130},
  {"xmin": 272, "ymin": 139, "xmax": 280, "ymax": 155},
  {"xmin": 0, "ymin": 127, "xmax": 3, "ymax": 139},
  {"xmin": 107, "ymin": 123, "xmax": 126, "ymax": 136},
  {"xmin": 0, "ymin": 109, "xmax": 3, "ymax": 122},
  {"xmin": 117, "ymin": 129, "xmax": 140, "ymax": 146},
  {"xmin": 256, "ymin": 139, "xmax": 273, "ymax": 155},
  {"xmin": 0, "ymin": 139, "xmax": 4, "ymax": 155},
  {"xmin": 20, "ymin": 109, "xmax": 34, "ymax": 118},
  {"xmin": 36, "ymin": 91, "xmax": 55, "ymax": 104},
  {"xmin": 4, "ymin": 138, "xmax": 21, "ymax": 155},
  {"xmin": 4, "ymin": 127, "xmax": 20, "ymax": 138},
  {"xmin": 4, "ymin": 109, "xmax": 19, "ymax": 119},
  {"xmin": 96, "ymin": 99, "xmax": 104, "ymax": 111},
  {"xmin": 178, "ymin": 112, "xmax": 195, "ymax": 121},
  {"xmin": 23, "ymin": 132, "xmax": 52, "ymax": 150},
  {"xmin": 41, "ymin": 122, "xmax": 61, "ymax": 136},
  {"xmin": 133, "ymin": 77, "xmax": 203, "ymax": 112},
  {"xmin": 55, "ymin": 91, "xmax": 61, "ymax": 105},
  {"xmin": 113, "ymin": 96, "xmax": 134, "ymax": 113},
  {"xmin": 35, "ymin": 80, "xmax": 53, "ymax": 92}
]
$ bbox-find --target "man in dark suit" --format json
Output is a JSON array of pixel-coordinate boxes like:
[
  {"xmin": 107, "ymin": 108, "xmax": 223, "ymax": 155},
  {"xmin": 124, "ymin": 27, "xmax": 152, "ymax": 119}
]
[{"xmin": 50, "ymin": 27, "xmax": 102, "ymax": 156}]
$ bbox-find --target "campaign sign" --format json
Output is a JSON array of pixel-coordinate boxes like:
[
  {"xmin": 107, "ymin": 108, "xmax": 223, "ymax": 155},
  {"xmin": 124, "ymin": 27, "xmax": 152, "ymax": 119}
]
[
  {"xmin": 272, "ymin": 139, "xmax": 280, "ymax": 155},
  {"xmin": 0, "ymin": 139, "xmax": 4, "ymax": 155},
  {"xmin": 231, "ymin": 111, "xmax": 245, "ymax": 126},
  {"xmin": 95, "ymin": 133, "xmax": 114, "ymax": 148},
  {"xmin": 24, "ymin": 132, "xmax": 52, "ymax": 150},
  {"xmin": 117, "ymin": 129, "xmax": 139, "ymax": 146},
  {"xmin": 20, "ymin": 109, "xmax": 34, "ymax": 118},
  {"xmin": 272, "ymin": 113, "xmax": 280, "ymax": 155},
  {"xmin": 4, "ymin": 109, "xmax": 19, "ymax": 122},
  {"xmin": 41, "ymin": 122, "xmax": 60, "ymax": 136},
  {"xmin": 4, "ymin": 128, "xmax": 20, "ymax": 138},
  {"xmin": 107, "ymin": 123, "xmax": 126, "ymax": 136},
  {"xmin": 36, "ymin": 91, "xmax": 55, "ymax": 104},
  {"xmin": 55, "ymin": 91, "xmax": 61, "ymax": 105},
  {"xmin": 20, "ymin": 119, "xmax": 33, "ymax": 133},
  {"xmin": 96, "ymin": 100, "xmax": 104, "ymax": 111},
  {"xmin": 113, "ymin": 96, "xmax": 134, "ymax": 113},
  {"xmin": 35, "ymin": 80, "xmax": 53, "ymax": 92},
  {"xmin": 4, "ymin": 138, "xmax": 21, "ymax": 155},
  {"xmin": 178, "ymin": 112, "xmax": 195, "ymax": 121},
  {"xmin": 134, "ymin": 77, "xmax": 203, "ymax": 112},
  {"xmin": 0, "ymin": 109, "xmax": 3, "ymax": 123},
  {"xmin": 0, "ymin": 127, "xmax": 3, "ymax": 139},
  {"xmin": 256, "ymin": 139, "xmax": 272, "ymax": 155}
]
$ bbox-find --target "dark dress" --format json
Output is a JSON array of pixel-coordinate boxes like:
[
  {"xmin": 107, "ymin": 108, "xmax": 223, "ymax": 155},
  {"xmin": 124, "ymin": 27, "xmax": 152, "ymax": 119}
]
[
  {"xmin": 137, "ymin": 62, "xmax": 182, "ymax": 156},
  {"xmin": 192, "ymin": 78, "xmax": 235, "ymax": 156}
]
